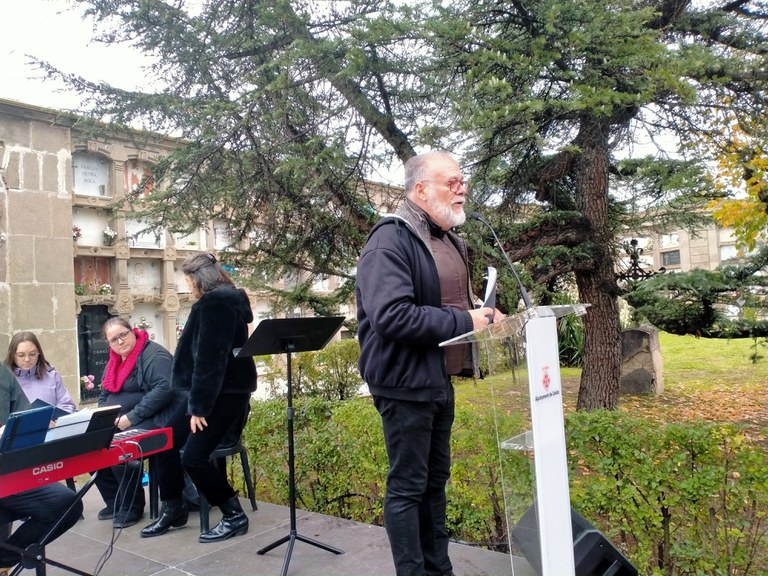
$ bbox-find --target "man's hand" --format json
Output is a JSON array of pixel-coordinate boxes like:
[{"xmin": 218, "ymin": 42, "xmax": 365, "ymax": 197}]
[{"xmin": 468, "ymin": 307, "xmax": 493, "ymax": 330}]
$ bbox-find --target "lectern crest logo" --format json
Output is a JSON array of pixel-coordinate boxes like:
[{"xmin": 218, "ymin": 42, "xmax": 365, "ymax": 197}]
[{"xmin": 542, "ymin": 367, "xmax": 551, "ymax": 391}]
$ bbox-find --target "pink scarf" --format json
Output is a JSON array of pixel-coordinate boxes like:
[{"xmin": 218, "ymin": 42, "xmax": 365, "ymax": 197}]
[{"xmin": 101, "ymin": 329, "xmax": 149, "ymax": 393}]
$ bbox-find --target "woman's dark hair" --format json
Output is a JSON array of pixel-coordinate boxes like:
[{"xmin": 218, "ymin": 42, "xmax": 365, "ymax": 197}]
[
  {"xmin": 101, "ymin": 317, "xmax": 132, "ymax": 339},
  {"xmin": 182, "ymin": 253, "xmax": 234, "ymax": 295},
  {"xmin": 6, "ymin": 331, "xmax": 49, "ymax": 379}
]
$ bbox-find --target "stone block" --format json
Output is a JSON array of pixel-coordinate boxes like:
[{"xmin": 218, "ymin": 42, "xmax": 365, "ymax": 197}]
[
  {"xmin": 10, "ymin": 283, "xmax": 55, "ymax": 331},
  {"xmin": 30, "ymin": 121, "xmax": 70, "ymax": 155},
  {"xmin": 52, "ymin": 196, "xmax": 74, "ymax": 239},
  {"xmin": 4, "ymin": 150, "xmax": 20, "ymax": 189},
  {"xmin": 22, "ymin": 151, "xmax": 40, "ymax": 191},
  {"xmin": 35, "ymin": 237, "xmax": 76, "ymax": 284},
  {"xmin": 0, "ymin": 117, "xmax": 30, "ymax": 148},
  {"xmin": 52, "ymin": 284, "xmax": 79, "ymax": 327},
  {"xmin": 6, "ymin": 237, "xmax": 34, "ymax": 283},
  {"xmin": 0, "ymin": 284, "xmax": 10, "ymax": 351},
  {"xmin": 8, "ymin": 189, "xmax": 52, "ymax": 237},
  {"xmin": 42, "ymin": 153, "xmax": 63, "ymax": 194},
  {"xmin": 620, "ymin": 327, "xmax": 664, "ymax": 395}
]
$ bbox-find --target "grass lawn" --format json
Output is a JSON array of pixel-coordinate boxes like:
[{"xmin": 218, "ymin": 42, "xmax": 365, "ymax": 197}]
[{"xmin": 455, "ymin": 331, "xmax": 767, "ymax": 442}]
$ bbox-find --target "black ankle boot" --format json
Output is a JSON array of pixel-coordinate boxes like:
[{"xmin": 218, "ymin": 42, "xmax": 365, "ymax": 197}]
[
  {"xmin": 198, "ymin": 496, "xmax": 248, "ymax": 543},
  {"xmin": 140, "ymin": 497, "xmax": 189, "ymax": 538}
]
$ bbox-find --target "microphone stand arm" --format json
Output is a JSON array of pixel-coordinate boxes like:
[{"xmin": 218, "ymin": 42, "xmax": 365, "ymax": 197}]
[{"xmin": 470, "ymin": 213, "xmax": 534, "ymax": 309}]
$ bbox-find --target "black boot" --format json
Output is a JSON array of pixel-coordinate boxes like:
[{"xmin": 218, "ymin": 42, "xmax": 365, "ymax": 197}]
[
  {"xmin": 140, "ymin": 497, "xmax": 189, "ymax": 538},
  {"xmin": 198, "ymin": 496, "xmax": 248, "ymax": 543}
]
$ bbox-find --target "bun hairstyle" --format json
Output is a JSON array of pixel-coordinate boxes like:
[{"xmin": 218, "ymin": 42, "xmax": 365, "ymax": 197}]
[{"xmin": 182, "ymin": 253, "xmax": 234, "ymax": 294}]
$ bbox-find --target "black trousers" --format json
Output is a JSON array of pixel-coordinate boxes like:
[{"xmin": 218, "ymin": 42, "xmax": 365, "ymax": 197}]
[
  {"xmin": 374, "ymin": 383, "xmax": 455, "ymax": 576},
  {"xmin": 154, "ymin": 393, "xmax": 250, "ymax": 507},
  {"xmin": 0, "ymin": 483, "xmax": 83, "ymax": 567},
  {"xmin": 93, "ymin": 460, "xmax": 146, "ymax": 514}
]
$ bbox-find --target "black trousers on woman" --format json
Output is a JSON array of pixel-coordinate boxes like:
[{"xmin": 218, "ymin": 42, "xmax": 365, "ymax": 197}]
[
  {"xmin": 154, "ymin": 393, "xmax": 250, "ymax": 506},
  {"xmin": 92, "ymin": 460, "xmax": 146, "ymax": 516}
]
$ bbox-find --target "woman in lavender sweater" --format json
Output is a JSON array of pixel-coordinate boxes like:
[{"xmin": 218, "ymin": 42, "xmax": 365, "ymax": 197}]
[{"xmin": 5, "ymin": 332, "xmax": 76, "ymax": 414}]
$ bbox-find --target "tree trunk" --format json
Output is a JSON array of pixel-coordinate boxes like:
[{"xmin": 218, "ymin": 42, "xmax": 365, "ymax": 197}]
[{"xmin": 573, "ymin": 118, "xmax": 622, "ymax": 410}]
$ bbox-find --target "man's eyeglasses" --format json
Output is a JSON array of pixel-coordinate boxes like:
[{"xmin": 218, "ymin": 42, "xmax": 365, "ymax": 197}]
[
  {"xmin": 422, "ymin": 178, "xmax": 469, "ymax": 194},
  {"xmin": 107, "ymin": 330, "xmax": 133, "ymax": 345}
]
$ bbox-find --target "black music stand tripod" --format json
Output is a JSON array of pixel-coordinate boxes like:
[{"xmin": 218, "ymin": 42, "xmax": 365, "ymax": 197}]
[{"xmin": 236, "ymin": 316, "xmax": 345, "ymax": 576}]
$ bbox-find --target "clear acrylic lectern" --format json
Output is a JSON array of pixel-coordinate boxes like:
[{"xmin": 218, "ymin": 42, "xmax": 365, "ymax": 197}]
[{"xmin": 441, "ymin": 304, "xmax": 589, "ymax": 576}]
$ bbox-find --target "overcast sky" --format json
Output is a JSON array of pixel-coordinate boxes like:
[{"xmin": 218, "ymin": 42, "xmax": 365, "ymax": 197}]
[{"xmin": 3, "ymin": 0, "xmax": 146, "ymax": 110}]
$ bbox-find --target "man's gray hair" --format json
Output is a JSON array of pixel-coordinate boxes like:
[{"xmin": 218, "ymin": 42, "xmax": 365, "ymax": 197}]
[{"xmin": 403, "ymin": 151, "xmax": 454, "ymax": 197}]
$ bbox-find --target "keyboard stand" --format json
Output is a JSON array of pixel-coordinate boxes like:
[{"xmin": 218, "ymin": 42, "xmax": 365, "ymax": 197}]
[{"xmin": 2, "ymin": 473, "xmax": 99, "ymax": 576}]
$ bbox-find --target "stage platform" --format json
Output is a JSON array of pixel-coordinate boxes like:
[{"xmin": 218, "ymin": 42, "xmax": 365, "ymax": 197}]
[{"xmin": 41, "ymin": 486, "xmax": 532, "ymax": 576}]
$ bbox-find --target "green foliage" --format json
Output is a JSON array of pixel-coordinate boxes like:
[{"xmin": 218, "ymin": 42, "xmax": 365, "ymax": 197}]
[
  {"xmin": 48, "ymin": 0, "xmax": 768, "ymax": 411},
  {"xmin": 551, "ymin": 292, "xmax": 586, "ymax": 367},
  {"xmin": 567, "ymin": 410, "xmax": 768, "ymax": 575},
  {"xmin": 625, "ymin": 246, "xmax": 768, "ymax": 338},
  {"xmin": 448, "ymin": 400, "xmax": 531, "ymax": 548},
  {"xmin": 242, "ymin": 396, "xmax": 388, "ymax": 523},
  {"xmin": 235, "ymin": 394, "xmax": 768, "ymax": 573},
  {"xmin": 260, "ymin": 339, "xmax": 364, "ymax": 401}
]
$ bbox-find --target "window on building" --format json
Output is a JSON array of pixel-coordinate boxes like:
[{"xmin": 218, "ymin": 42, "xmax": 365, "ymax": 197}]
[
  {"xmin": 213, "ymin": 220, "xmax": 231, "ymax": 250},
  {"xmin": 312, "ymin": 275, "xmax": 330, "ymax": 292},
  {"xmin": 72, "ymin": 152, "xmax": 110, "ymax": 197},
  {"xmin": 720, "ymin": 244, "xmax": 739, "ymax": 262},
  {"xmin": 173, "ymin": 227, "xmax": 207, "ymax": 250},
  {"xmin": 661, "ymin": 250, "xmax": 681, "ymax": 267},
  {"xmin": 659, "ymin": 233, "xmax": 680, "ymax": 249},
  {"xmin": 125, "ymin": 218, "xmax": 165, "ymax": 248}
]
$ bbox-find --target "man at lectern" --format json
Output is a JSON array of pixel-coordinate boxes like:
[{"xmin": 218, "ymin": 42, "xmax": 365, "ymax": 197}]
[
  {"xmin": 356, "ymin": 151, "xmax": 500, "ymax": 576},
  {"xmin": 0, "ymin": 364, "xmax": 83, "ymax": 570}
]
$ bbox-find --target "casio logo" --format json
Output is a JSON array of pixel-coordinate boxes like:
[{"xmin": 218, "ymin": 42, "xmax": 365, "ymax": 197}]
[{"xmin": 32, "ymin": 462, "xmax": 64, "ymax": 475}]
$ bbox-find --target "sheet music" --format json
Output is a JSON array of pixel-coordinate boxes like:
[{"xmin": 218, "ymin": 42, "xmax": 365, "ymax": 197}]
[{"xmin": 44, "ymin": 409, "xmax": 93, "ymax": 442}]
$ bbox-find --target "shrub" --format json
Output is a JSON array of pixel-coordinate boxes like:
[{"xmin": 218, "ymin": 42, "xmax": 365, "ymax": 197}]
[
  {"xmin": 566, "ymin": 410, "xmax": 768, "ymax": 575},
  {"xmin": 233, "ymin": 398, "xmax": 768, "ymax": 574}
]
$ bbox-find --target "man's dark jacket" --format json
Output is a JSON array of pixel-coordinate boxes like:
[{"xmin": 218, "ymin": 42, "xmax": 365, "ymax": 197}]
[
  {"xmin": 356, "ymin": 202, "xmax": 476, "ymax": 402},
  {"xmin": 173, "ymin": 285, "xmax": 257, "ymax": 417}
]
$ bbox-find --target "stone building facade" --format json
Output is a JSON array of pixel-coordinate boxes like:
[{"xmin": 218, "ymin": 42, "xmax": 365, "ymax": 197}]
[{"xmin": 0, "ymin": 98, "xmax": 267, "ymax": 404}]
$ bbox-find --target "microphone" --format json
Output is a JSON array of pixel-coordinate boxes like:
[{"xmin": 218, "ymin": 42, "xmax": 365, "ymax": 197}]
[{"xmin": 469, "ymin": 211, "xmax": 534, "ymax": 310}]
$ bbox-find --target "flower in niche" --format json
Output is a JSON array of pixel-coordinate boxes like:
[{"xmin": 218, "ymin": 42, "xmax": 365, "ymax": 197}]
[
  {"xmin": 103, "ymin": 226, "xmax": 117, "ymax": 245},
  {"xmin": 97, "ymin": 283, "xmax": 112, "ymax": 295},
  {"xmin": 72, "ymin": 225, "xmax": 82, "ymax": 241},
  {"xmin": 80, "ymin": 374, "xmax": 95, "ymax": 390}
]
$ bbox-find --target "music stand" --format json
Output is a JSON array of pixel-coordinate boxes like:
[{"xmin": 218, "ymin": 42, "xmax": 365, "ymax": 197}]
[{"xmin": 236, "ymin": 316, "xmax": 345, "ymax": 576}]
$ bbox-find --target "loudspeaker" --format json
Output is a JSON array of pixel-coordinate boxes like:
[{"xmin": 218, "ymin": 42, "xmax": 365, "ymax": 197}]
[{"xmin": 510, "ymin": 504, "xmax": 637, "ymax": 576}]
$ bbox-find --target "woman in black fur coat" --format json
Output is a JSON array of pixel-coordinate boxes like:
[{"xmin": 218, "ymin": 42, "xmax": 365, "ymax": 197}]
[{"xmin": 140, "ymin": 253, "xmax": 257, "ymax": 542}]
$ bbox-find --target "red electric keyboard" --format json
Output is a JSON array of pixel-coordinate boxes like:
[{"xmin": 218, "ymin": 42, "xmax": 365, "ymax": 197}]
[{"xmin": 0, "ymin": 427, "xmax": 172, "ymax": 498}]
